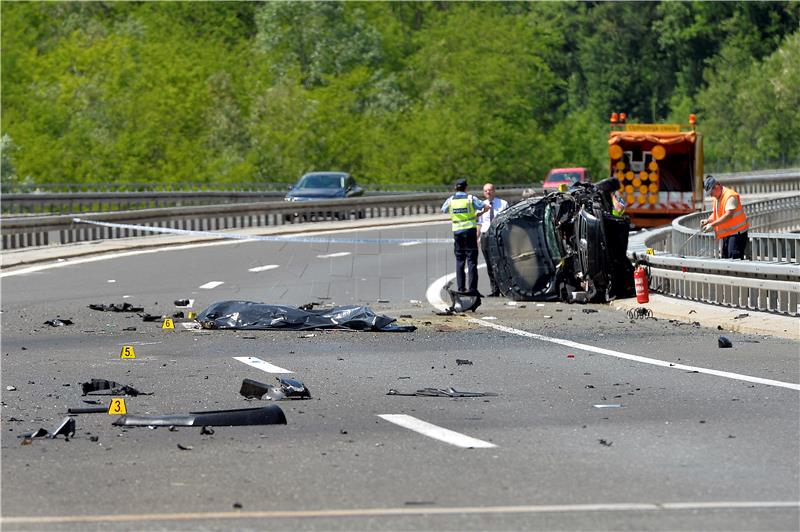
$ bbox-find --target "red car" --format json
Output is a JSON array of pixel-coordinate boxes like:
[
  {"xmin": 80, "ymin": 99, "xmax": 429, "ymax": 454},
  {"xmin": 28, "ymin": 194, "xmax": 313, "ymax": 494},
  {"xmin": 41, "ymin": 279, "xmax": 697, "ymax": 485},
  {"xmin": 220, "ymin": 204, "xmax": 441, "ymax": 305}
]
[{"xmin": 542, "ymin": 167, "xmax": 592, "ymax": 191}]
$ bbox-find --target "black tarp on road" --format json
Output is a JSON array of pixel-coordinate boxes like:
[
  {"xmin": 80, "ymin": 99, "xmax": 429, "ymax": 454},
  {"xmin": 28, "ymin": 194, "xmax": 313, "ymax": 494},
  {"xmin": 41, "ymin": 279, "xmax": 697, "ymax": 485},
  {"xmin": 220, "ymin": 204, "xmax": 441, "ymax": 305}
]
[{"xmin": 196, "ymin": 300, "xmax": 416, "ymax": 332}]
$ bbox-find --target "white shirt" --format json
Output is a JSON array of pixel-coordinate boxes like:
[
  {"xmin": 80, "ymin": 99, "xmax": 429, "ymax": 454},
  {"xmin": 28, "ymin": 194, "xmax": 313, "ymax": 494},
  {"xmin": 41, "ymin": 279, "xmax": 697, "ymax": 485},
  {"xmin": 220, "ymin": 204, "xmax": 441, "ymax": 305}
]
[
  {"xmin": 725, "ymin": 195, "xmax": 739, "ymax": 211},
  {"xmin": 478, "ymin": 197, "xmax": 509, "ymax": 233}
]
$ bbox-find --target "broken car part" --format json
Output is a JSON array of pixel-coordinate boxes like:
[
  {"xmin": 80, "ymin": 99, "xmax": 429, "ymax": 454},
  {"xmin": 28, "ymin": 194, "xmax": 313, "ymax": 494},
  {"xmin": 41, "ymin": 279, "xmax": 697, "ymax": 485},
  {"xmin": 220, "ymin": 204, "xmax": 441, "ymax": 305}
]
[
  {"xmin": 239, "ymin": 378, "xmax": 311, "ymax": 400},
  {"xmin": 456, "ymin": 359, "xmax": 473, "ymax": 366},
  {"xmin": 88, "ymin": 302, "xmax": 144, "ymax": 312},
  {"xmin": 196, "ymin": 301, "xmax": 416, "ymax": 332},
  {"xmin": 67, "ymin": 406, "xmax": 108, "ymax": 414},
  {"xmin": 81, "ymin": 379, "xmax": 149, "ymax": 397},
  {"xmin": 484, "ymin": 179, "xmax": 634, "ymax": 302},
  {"xmin": 445, "ymin": 287, "xmax": 481, "ymax": 313},
  {"xmin": 43, "ymin": 319, "xmax": 74, "ymax": 327},
  {"xmin": 112, "ymin": 405, "xmax": 287, "ymax": 427},
  {"xmin": 387, "ymin": 388, "xmax": 498, "ymax": 398},
  {"xmin": 19, "ymin": 417, "xmax": 76, "ymax": 439},
  {"xmin": 718, "ymin": 336, "xmax": 733, "ymax": 348},
  {"xmin": 627, "ymin": 307, "xmax": 653, "ymax": 319}
]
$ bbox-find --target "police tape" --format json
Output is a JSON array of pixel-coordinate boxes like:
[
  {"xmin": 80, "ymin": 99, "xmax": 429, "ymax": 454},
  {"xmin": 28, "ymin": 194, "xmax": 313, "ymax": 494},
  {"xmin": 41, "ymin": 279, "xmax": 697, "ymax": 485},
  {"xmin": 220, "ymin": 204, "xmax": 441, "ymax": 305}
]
[{"xmin": 71, "ymin": 218, "xmax": 453, "ymax": 246}]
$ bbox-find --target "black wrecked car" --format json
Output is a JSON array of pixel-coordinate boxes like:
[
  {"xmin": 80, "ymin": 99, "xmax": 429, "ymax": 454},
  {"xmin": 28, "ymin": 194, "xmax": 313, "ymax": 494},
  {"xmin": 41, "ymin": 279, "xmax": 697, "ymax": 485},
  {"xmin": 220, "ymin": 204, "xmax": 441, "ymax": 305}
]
[
  {"xmin": 285, "ymin": 171, "xmax": 363, "ymax": 202},
  {"xmin": 483, "ymin": 178, "xmax": 634, "ymax": 302}
]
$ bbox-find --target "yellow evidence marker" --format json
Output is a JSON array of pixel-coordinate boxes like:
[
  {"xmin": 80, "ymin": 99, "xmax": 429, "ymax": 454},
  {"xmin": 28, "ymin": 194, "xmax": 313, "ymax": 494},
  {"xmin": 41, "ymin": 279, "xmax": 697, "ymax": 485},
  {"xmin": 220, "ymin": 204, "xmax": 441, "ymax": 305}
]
[
  {"xmin": 108, "ymin": 398, "xmax": 127, "ymax": 415},
  {"xmin": 646, "ymin": 248, "xmax": 655, "ymax": 255},
  {"xmin": 120, "ymin": 345, "xmax": 136, "ymax": 359},
  {"xmin": 188, "ymin": 311, "xmax": 197, "ymax": 319},
  {"xmin": 162, "ymin": 318, "xmax": 175, "ymax": 329}
]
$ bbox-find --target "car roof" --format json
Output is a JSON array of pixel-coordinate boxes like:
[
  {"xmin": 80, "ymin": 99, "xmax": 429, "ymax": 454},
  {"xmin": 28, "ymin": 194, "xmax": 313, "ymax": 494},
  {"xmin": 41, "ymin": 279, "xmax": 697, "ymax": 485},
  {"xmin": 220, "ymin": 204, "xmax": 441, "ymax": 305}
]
[
  {"xmin": 302, "ymin": 171, "xmax": 350, "ymax": 177},
  {"xmin": 548, "ymin": 167, "xmax": 586, "ymax": 173}
]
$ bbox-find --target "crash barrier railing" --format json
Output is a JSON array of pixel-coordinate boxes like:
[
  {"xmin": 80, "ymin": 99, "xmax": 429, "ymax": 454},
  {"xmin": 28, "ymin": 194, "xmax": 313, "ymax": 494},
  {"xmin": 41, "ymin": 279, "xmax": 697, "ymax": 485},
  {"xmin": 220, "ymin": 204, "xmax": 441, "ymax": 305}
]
[
  {"xmin": 661, "ymin": 195, "xmax": 800, "ymax": 263},
  {"xmin": 1, "ymin": 182, "xmax": 533, "ymax": 215},
  {"xmin": 710, "ymin": 168, "xmax": 800, "ymax": 195},
  {"xmin": 0, "ymin": 189, "xmax": 523, "ymax": 251},
  {"xmin": 630, "ymin": 253, "xmax": 800, "ymax": 316}
]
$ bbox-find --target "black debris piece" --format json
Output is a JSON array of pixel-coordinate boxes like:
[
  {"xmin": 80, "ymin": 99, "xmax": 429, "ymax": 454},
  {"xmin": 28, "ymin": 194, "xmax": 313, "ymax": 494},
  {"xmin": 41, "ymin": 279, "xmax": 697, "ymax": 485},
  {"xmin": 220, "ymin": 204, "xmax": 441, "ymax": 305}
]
[
  {"xmin": 298, "ymin": 301, "xmax": 324, "ymax": 311},
  {"xmin": 177, "ymin": 443, "xmax": 193, "ymax": 451},
  {"xmin": 139, "ymin": 313, "xmax": 163, "ymax": 322},
  {"xmin": 484, "ymin": 178, "xmax": 634, "ymax": 302},
  {"xmin": 387, "ymin": 387, "xmax": 498, "ymax": 398},
  {"xmin": 172, "ymin": 311, "xmax": 185, "ymax": 319},
  {"xmin": 734, "ymin": 313, "xmax": 749, "ymax": 319},
  {"xmin": 67, "ymin": 406, "xmax": 108, "ymax": 414},
  {"xmin": 122, "ymin": 326, "xmax": 137, "ymax": 331},
  {"xmin": 89, "ymin": 303, "xmax": 144, "ymax": 312},
  {"xmin": 598, "ymin": 439, "xmax": 613, "ymax": 447},
  {"xmin": 19, "ymin": 417, "xmax": 76, "ymax": 440},
  {"xmin": 196, "ymin": 300, "xmax": 416, "ymax": 332},
  {"xmin": 240, "ymin": 378, "xmax": 272, "ymax": 400},
  {"xmin": 80, "ymin": 378, "xmax": 149, "ymax": 397},
  {"xmin": 582, "ymin": 309, "xmax": 598, "ymax": 314},
  {"xmin": 627, "ymin": 307, "xmax": 653, "ymax": 320},
  {"xmin": 112, "ymin": 405, "xmax": 287, "ymax": 427},
  {"xmin": 174, "ymin": 299, "xmax": 191, "ymax": 307},
  {"xmin": 718, "ymin": 336, "xmax": 733, "ymax": 348},
  {"xmin": 399, "ymin": 314, "xmax": 413, "ymax": 319},
  {"xmin": 456, "ymin": 359, "xmax": 473, "ymax": 366},
  {"xmin": 43, "ymin": 319, "xmax": 74, "ymax": 327},
  {"xmin": 200, "ymin": 426, "xmax": 215, "ymax": 435},
  {"xmin": 277, "ymin": 377, "xmax": 311, "ymax": 399},
  {"xmin": 445, "ymin": 287, "xmax": 481, "ymax": 313}
]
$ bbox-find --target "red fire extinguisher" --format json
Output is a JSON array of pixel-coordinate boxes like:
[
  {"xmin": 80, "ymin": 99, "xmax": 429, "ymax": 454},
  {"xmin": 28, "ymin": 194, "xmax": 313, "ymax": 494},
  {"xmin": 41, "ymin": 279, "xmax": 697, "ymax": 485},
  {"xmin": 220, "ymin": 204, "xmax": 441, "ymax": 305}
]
[{"xmin": 634, "ymin": 265, "xmax": 649, "ymax": 304}]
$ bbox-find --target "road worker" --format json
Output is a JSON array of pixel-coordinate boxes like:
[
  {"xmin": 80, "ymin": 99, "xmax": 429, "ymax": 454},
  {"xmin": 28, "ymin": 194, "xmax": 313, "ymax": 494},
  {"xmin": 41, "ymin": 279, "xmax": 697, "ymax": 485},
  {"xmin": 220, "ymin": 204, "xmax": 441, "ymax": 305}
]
[{"xmin": 700, "ymin": 175, "xmax": 749, "ymax": 259}]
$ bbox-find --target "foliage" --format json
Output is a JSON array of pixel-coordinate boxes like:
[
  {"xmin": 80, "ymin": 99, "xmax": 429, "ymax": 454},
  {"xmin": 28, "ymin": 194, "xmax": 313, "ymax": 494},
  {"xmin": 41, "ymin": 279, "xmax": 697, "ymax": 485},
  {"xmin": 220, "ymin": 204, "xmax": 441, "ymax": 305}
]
[{"xmin": 1, "ymin": 1, "xmax": 798, "ymax": 189}]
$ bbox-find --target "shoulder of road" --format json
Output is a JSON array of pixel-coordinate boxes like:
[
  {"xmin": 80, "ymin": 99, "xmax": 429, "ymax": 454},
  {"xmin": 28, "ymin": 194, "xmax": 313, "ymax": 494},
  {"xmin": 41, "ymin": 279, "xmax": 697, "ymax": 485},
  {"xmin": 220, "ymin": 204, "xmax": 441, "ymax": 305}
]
[{"xmin": 2, "ymin": 215, "xmax": 796, "ymax": 341}]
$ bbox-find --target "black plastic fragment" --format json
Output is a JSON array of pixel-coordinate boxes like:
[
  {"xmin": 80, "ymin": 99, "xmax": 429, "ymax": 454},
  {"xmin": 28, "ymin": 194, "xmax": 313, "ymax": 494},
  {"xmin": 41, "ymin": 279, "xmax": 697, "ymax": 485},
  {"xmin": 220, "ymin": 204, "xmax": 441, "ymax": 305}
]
[
  {"xmin": 174, "ymin": 299, "xmax": 191, "ymax": 307},
  {"xmin": 19, "ymin": 417, "xmax": 75, "ymax": 439},
  {"xmin": 718, "ymin": 336, "xmax": 733, "ymax": 348},
  {"xmin": 456, "ymin": 359, "xmax": 473, "ymax": 365},
  {"xmin": 445, "ymin": 288, "xmax": 481, "ymax": 313},
  {"xmin": 81, "ymin": 378, "xmax": 149, "ymax": 397},
  {"xmin": 139, "ymin": 313, "xmax": 164, "ymax": 322},
  {"xmin": 88, "ymin": 302, "xmax": 144, "ymax": 312},
  {"xmin": 43, "ymin": 319, "xmax": 74, "ymax": 327},
  {"xmin": 240, "ymin": 378, "xmax": 273, "ymax": 400},
  {"xmin": 67, "ymin": 406, "xmax": 108, "ymax": 414},
  {"xmin": 112, "ymin": 405, "xmax": 287, "ymax": 427},
  {"xmin": 277, "ymin": 377, "xmax": 311, "ymax": 399}
]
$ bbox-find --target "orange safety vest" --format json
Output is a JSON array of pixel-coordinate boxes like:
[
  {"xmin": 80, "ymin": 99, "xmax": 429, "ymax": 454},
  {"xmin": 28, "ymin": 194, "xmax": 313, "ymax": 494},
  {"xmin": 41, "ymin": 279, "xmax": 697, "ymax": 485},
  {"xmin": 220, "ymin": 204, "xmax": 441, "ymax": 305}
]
[{"xmin": 711, "ymin": 187, "xmax": 749, "ymax": 240}]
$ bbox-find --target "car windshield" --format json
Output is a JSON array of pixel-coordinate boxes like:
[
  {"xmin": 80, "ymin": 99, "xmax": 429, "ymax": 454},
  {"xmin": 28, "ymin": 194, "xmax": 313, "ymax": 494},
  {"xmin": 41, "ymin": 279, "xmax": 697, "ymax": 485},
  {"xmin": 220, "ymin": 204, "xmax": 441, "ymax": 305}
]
[
  {"xmin": 546, "ymin": 172, "xmax": 580, "ymax": 183},
  {"xmin": 297, "ymin": 174, "xmax": 346, "ymax": 189}
]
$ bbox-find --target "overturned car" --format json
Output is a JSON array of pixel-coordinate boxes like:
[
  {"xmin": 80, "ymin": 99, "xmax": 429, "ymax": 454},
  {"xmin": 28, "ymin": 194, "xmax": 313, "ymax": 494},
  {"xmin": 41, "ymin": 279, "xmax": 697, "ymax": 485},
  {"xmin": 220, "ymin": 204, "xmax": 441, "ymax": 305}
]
[{"xmin": 484, "ymin": 178, "xmax": 634, "ymax": 302}]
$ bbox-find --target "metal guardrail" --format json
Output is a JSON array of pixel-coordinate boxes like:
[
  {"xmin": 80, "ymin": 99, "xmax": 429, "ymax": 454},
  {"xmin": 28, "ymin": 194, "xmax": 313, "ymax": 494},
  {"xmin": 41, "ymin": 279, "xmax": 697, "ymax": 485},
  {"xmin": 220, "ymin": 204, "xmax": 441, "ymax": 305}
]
[
  {"xmin": 1, "ymin": 183, "xmax": 534, "ymax": 215},
  {"xmin": 0, "ymin": 190, "xmax": 524, "ymax": 251},
  {"xmin": 712, "ymin": 168, "xmax": 800, "ymax": 194},
  {"xmin": 628, "ymin": 193, "xmax": 800, "ymax": 316}
]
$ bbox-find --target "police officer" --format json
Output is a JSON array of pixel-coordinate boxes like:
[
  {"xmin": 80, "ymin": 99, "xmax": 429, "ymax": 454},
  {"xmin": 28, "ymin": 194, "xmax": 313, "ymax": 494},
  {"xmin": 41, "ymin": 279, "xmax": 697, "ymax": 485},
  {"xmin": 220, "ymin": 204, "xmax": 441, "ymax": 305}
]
[
  {"xmin": 700, "ymin": 175, "xmax": 750, "ymax": 259},
  {"xmin": 441, "ymin": 178, "xmax": 487, "ymax": 294}
]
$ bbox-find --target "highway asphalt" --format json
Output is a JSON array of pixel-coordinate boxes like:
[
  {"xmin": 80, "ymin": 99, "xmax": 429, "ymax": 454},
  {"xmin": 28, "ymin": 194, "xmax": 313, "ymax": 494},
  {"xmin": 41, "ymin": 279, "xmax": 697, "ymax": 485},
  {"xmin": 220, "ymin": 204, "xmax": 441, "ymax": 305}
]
[{"xmin": 1, "ymin": 220, "xmax": 798, "ymax": 531}]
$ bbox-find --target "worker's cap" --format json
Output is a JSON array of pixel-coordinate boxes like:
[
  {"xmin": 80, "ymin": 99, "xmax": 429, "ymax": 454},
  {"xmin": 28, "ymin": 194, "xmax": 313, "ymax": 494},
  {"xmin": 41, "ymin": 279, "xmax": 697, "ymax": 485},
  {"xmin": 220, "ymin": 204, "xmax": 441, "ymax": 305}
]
[
  {"xmin": 454, "ymin": 178, "xmax": 468, "ymax": 190},
  {"xmin": 703, "ymin": 175, "xmax": 719, "ymax": 194}
]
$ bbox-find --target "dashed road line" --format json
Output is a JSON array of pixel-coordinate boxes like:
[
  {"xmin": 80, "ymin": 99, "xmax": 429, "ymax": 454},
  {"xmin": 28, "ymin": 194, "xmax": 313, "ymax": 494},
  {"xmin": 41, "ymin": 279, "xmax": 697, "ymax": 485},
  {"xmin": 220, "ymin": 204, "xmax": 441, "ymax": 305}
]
[
  {"xmin": 248, "ymin": 264, "xmax": 280, "ymax": 272},
  {"xmin": 378, "ymin": 414, "xmax": 496, "ymax": 449},
  {"xmin": 233, "ymin": 356, "xmax": 293, "ymax": 374},
  {"xmin": 198, "ymin": 281, "xmax": 224, "ymax": 289},
  {"xmin": 317, "ymin": 252, "xmax": 351, "ymax": 259}
]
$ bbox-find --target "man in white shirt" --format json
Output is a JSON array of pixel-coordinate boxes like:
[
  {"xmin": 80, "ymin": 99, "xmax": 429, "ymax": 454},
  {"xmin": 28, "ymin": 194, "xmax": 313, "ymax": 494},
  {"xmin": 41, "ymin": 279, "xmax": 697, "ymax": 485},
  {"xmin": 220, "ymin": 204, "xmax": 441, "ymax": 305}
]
[{"xmin": 477, "ymin": 182, "xmax": 509, "ymax": 296}]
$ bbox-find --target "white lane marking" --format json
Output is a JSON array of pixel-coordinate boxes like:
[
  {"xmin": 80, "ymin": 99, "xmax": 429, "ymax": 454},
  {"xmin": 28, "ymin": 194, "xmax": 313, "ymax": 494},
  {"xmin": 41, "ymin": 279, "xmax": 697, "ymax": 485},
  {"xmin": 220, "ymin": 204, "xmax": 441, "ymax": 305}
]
[
  {"xmin": 426, "ymin": 266, "xmax": 488, "ymax": 312},
  {"xmin": 467, "ymin": 318, "xmax": 800, "ymax": 391},
  {"xmin": 248, "ymin": 264, "xmax": 280, "ymax": 273},
  {"xmin": 378, "ymin": 414, "xmax": 497, "ymax": 449},
  {"xmin": 233, "ymin": 356, "xmax": 293, "ymax": 374},
  {"xmin": 0, "ymin": 220, "xmax": 449, "ymax": 278},
  {"xmin": 107, "ymin": 279, "xmax": 116, "ymax": 283},
  {"xmin": 399, "ymin": 241, "xmax": 421, "ymax": 247},
  {"xmin": 198, "ymin": 281, "xmax": 224, "ymax": 289},
  {"xmin": 317, "ymin": 251, "xmax": 351, "ymax": 259},
  {"xmin": 2, "ymin": 501, "xmax": 797, "ymax": 525}
]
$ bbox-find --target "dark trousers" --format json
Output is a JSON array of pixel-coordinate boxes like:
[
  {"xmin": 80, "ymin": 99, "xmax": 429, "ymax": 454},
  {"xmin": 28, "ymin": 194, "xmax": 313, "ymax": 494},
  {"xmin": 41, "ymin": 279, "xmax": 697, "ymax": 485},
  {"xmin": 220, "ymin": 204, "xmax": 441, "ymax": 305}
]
[
  {"xmin": 454, "ymin": 229, "xmax": 479, "ymax": 293},
  {"xmin": 721, "ymin": 231, "xmax": 748, "ymax": 259},
  {"xmin": 480, "ymin": 234, "xmax": 499, "ymax": 295}
]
